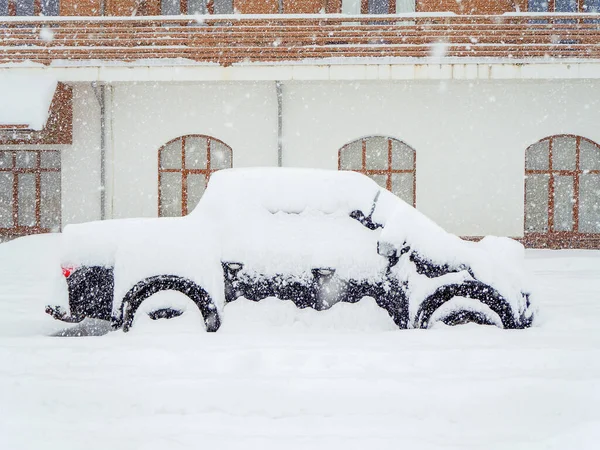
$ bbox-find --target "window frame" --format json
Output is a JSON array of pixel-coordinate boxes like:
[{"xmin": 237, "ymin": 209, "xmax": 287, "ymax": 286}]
[
  {"xmin": 160, "ymin": 0, "xmax": 235, "ymax": 15},
  {"xmin": 0, "ymin": 149, "xmax": 61, "ymax": 240},
  {"xmin": 158, "ymin": 134, "xmax": 232, "ymax": 217},
  {"xmin": 528, "ymin": 0, "xmax": 596, "ymax": 12},
  {"xmin": 524, "ymin": 134, "xmax": 600, "ymax": 248},
  {"xmin": 338, "ymin": 135, "xmax": 416, "ymax": 207}
]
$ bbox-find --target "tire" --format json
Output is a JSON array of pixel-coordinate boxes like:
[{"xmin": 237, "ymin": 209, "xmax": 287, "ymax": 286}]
[
  {"xmin": 119, "ymin": 275, "xmax": 221, "ymax": 333},
  {"xmin": 413, "ymin": 280, "xmax": 522, "ymax": 329}
]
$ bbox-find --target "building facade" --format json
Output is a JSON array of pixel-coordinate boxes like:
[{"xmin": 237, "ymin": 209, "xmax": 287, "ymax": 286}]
[{"xmin": 1, "ymin": 0, "xmax": 600, "ymax": 248}]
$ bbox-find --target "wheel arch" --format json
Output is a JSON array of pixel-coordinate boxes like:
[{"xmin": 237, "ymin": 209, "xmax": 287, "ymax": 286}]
[
  {"xmin": 118, "ymin": 275, "xmax": 221, "ymax": 332},
  {"xmin": 413, "ymin": 280, "xmax": 529, "ymax": 329}
]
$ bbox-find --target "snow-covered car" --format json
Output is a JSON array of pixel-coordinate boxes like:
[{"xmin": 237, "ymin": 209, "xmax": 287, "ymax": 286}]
[{"xmin": 46, "ymin": 168, "xmax": 535, "ymax": 332}]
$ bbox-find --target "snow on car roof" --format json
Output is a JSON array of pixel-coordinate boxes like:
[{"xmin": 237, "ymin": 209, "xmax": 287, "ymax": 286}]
[{"xmin": 194, "ymin": 167, "xmax": 381, "ymax": 217}]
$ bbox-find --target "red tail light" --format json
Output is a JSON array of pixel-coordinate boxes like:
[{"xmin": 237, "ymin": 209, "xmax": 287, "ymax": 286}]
[{"xmin": 61, "ymin": 266, "xmax": 74, "ymax": 278}]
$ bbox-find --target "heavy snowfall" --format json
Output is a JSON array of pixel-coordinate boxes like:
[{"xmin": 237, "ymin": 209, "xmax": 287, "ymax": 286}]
[{"xmin": 0, "ymin": 233, "xmax": 599, "ymax": 449}]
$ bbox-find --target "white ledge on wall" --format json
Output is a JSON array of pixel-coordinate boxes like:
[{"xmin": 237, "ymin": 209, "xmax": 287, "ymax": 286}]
[{"xmin": 1, "ymin": 61, "xmax": 600, "ymax": 82}]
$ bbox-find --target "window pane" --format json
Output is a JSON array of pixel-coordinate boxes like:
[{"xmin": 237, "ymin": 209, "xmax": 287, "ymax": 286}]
[
  {"xmin": 526, "ymin": 140, "xmax": 549, "ymax": 171},
  {"xmin": 391, "ymin": 141, "xmax": 414, "ymax": 170},
  {"xmin": 580, "ymin": 139, "xmax": 600, "ymax": 171},
  {"xmin": 185, "ymin": 137, "xmax": 207, "ymax": 169},
  {"xmin": 16, "ymin": 0, "xmax": 34, "ymax": 15},
  {"xmin": 368, "ymin": 174, "xmax": 388, "ymax": 190},
  {"xmin": 188, "ymin": 0, "xmax": 206, "ymax": 14},
  {"xmin": 529, "ymin": 0, "xmax": 549, "ymax": 11},
  {"xmin": 552, "ymin": 137, "xmax": 576, "ymax": 171},
  {"xmin": 555, "ymin": 0, "xmax": 577, "ymax": 11},
  {"xmin": 579, "ymin": 174, "xmax": 600, "ymax": 233},
  {"xmin": 40, "ymin": 151, "xmax": 60, "ymax": 169},
  {"xmin": 160, "ymin": 140, "xmax": 182, "ymax": 169},
  {"xmin": 0, "ymin": 152, "xmax": 12, "ymax": 170},
  {"xmin": 391, "ymin": 173, "xmax": 414, "ymax": 205},
  {"xmin": 339, "ymin": 141, "xmax": 362, "ymax": 170},
  {"xmin": 159, "ymin": 172, "xmax": 182, "ymax": 217},
  {"xmin": 553, "ymin": 175, "xmax": 574, "ymax": 231},
  {"xmin": 209, "ymin": 140, "xmax": 232, "ymax": 170},
  {"xmin": 18, "ymin": 173, "xmax": 36, "ymax": 227},
  {"xmin": 40, "ymin": 172, "xmax": 60, "ymax": 230},
  {"xmin": 0, "ymin": 0, "xmax": 8, "ymax": 16},
  {"xmin": 584, "ymin": 0, "xmax": 600, "ymax": 12},
  {"xmin": 0, "ymin": 173, "xmax": 13, "ymax": 228},
  {"xmin": 365, "ymin": 137, "xmax": 388, "ymax": 170},
  {"xmin": 369, "ymin": 0, "xmax": 389, "ymax": 13},
  {"xmin": 214, "ymin": 0, "xmax": 233, "ymax": 13},
  {"xmin": 162, "ymin": 0, "xmax": 181, "ymax": 15},
  {"xmin": 41, "ymin": 0, "xmax": 59, "ymax": 15},
  {"xmin": 16, "ymin": 151, "xmax": 36, "ymax": 169},
  {"xmin": 186, "ymin": 173, "xmax": 206, "ymax": 214},
  {"xmin": 525, "ymin": 174, "xmax": 549, "ymax": 233}
]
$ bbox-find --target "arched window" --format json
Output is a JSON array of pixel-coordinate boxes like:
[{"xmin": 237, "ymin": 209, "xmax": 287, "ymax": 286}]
[
  {"xmin": 339, "ymin": 136, "xmax": 416, "ymax": 206},
  {"xmin": 158, "ymin": 135, "xmax": 232, "ymax": 217},
  {"xmin": 525, "ymin": 135, "xmax": 600, "ymax": 247}
]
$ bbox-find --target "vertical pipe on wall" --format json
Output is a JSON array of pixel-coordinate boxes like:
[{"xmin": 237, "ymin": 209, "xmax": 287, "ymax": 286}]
[
  {"xmin": 92, "ymin": 82, "xmax": 106, "ymax": 220},
  {"xmin": 107, "ymin": 85, "xmax": 114, "ymax": 219},
  {"xmin": 276, "ymin": 80, "xmax": 283, "ymax": 167}
]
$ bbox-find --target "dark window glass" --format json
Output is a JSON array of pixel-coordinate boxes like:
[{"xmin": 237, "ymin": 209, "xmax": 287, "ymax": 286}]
[
  {"xmin": 584, "ymin": 0, "xmax": 600, "ymax": 11},
  {"xmin": 555, "ymin": 0, "xmax": 577, "ymax": 11},
  {"xmin": 528, "ymin": 0, "xmax": 548, "ymax": 11},
  {"xmin": 213, "ymin": 0, "xmax": 233, "ymax": 13},
  {"xmin": 0, "ymin": 0, "xmax": 9, "ymax": 16},
  {"xmin": 16, "ymin": 0, "xmax": 34, "ymax": 15},
  {"xmin": 161, "ymin": 0, "xmax": 180, "ymax": 15},
  {"xmin": 368, "ymin": 0, "xmax": 389, "ymax": 14},
  {"xmin": 188, "ymin": 0, "xmax": 206, "ymax": 14},
  {"xmin": 41, "ymin": 0, "xmax": 59, "ymax": 15}
]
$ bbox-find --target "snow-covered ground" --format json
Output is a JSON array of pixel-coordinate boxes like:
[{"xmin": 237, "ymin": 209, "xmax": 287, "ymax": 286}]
[{"xmin": 0, "ymin": 234, "xmax": 599, "ymax": 450}]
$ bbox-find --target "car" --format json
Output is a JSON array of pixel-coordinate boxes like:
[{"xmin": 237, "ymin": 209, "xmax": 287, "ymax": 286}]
[{"xmin": 46, "ymin": 168, "xmax": 535, "ymax": 332}]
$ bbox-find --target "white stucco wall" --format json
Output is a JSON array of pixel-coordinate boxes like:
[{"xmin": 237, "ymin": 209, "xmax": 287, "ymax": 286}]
[
  {"xmin": 281, "ymin": 80, "xmax": 600, "ymax": 237},
  {"xmin": 65, "ymin": 78, "xmax": 600, "ymax": 238},
  {"xmin": 107, "ymin": 82, "xmax": 279, "ymax": 219},
  {"xmin": 61, "ymin": 84, "xmax": 102, "ymax": 226}
]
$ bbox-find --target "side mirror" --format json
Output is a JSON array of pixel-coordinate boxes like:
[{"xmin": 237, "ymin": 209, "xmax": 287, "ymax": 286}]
[{"xmin": 377, "ymin": 240, "xmax": 397, "ymax": 258}]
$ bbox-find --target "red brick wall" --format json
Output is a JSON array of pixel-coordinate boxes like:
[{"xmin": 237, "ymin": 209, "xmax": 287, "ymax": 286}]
[{"xmin": 234, "ymin": 0, "xmax": 279, "ymax": 13}]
